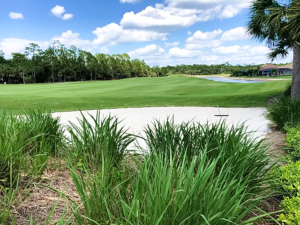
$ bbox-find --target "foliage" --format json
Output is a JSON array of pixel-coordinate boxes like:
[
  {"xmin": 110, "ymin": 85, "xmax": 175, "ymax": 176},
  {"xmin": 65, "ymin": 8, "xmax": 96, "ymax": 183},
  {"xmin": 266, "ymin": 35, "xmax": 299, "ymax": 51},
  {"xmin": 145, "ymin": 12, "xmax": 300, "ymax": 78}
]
[
  {"xmin": 0, "ymin": 42, "xmax": 168, "ymax": 84},
  {"xmin": 267, "ymin": 97, "xmax": 300, "ymax": 130},
  {"xmin": 278, "ymin": 197, "xmax": 300, "ymax": 225},
  {"xmin": 68, "ymin": 112, "xmax": 134, "ymax": 168},
  {"xmin": 270, "ymin": 162, "xmax": 300, "ymax": 197},
  {"xmin": 144, "ymin": 118, "xmax": 270, "ymax": 192},
  {"xmin": 69, "ymin": 119, "xmax": 271, "ymax": 224},
  {"xmin": 21, "ymin": 108, "xmax": 65, "ymax": 156},
  {"xmin": 285, "ymin": 126, "xmax": 300, "ymax": 161},
  {"xmin": 0, "ymin": 109, "xmax": 66, "ymax": 223},
  {"xmin": 162, "ymin": 63, "xmax": 262, "ymax": 76}
]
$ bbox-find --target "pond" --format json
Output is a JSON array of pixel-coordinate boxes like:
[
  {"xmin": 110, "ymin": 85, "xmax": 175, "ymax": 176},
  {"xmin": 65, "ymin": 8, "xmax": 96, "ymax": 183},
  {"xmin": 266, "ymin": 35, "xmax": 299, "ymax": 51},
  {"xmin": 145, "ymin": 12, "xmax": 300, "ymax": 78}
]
[{"xmin": 203, "ymin": 77, "xmax": 265, "ymax": 83}]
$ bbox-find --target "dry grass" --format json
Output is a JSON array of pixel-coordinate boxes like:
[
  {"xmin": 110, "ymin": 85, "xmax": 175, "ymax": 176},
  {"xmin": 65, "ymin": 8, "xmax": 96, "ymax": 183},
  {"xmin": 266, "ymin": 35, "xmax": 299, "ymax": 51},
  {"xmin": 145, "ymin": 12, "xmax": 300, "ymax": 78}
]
[{"xmin": 12, "ymin": 159, "xmax": 81, "ymax": 225}]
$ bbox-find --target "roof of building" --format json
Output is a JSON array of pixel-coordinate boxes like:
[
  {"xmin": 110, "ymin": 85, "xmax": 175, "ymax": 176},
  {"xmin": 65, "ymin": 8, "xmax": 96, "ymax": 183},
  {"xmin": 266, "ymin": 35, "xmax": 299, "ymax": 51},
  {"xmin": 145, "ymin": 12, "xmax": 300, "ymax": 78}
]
[
  {"xmin": 278, "ymin": 63, "xmax": 293, "ymax": 70},
  {"xmin": 260, "ymin": 64, "xmax": 279, "ymax": 70}
]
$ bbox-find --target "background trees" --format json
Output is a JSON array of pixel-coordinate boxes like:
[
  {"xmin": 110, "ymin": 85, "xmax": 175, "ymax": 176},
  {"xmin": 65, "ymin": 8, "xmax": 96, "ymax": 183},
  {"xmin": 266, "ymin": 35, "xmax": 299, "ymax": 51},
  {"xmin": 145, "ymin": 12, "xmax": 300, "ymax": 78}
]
[{"xmin": 0, "ymin": 42, "xmax": 168, "ymax": 84}]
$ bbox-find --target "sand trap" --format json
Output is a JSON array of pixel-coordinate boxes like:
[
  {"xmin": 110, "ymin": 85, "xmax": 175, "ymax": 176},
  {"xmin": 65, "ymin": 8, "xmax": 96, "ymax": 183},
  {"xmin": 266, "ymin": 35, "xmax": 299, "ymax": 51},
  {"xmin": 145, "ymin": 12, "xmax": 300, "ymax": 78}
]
[{"xmin": 52, "ymin": 107, "xmax": 271, "ymax": 151}]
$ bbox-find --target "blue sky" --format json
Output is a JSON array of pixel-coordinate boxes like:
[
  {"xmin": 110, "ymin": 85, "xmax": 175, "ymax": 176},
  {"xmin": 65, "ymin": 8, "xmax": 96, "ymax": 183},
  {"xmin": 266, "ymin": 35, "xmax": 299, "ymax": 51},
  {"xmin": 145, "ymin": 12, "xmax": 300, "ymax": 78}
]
[{"xmin": 0, "ymin": 0, "xmax": 293, "ymax": 66}]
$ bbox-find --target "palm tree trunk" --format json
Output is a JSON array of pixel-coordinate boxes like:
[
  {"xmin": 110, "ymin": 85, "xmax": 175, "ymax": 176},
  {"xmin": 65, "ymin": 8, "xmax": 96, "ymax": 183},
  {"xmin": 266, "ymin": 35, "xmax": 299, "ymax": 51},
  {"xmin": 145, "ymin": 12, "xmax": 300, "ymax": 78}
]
[{"xmin": 292, "ymin": 42, "xmax": 300, "ymax": 99}]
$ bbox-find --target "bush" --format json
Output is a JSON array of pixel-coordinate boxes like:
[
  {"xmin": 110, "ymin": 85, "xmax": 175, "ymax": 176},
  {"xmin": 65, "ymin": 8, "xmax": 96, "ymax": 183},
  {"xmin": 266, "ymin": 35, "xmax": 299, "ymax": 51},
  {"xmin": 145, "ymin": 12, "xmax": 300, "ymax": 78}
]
[
  {"xmin": 144, "ymin": 118, "xmax": 270, "ymax": 190},
  {"xmin": 68, "ymin": 111, "xmax": 135, "ymax": 168},
  {"xmin": 267, "ymin": 97, "xmax": 300, "ymax": 130},
  {"xmin": 21, "ymin": 108, "xmax": 65, "ymax": 156},
  {"xmin": 0, "ymin": 109, "xmax": 64, "ymax": 223},
  {"xmin": 69, "ymin": 118, "xmax": 271, "ymax": 224},
  {"xmin": 278, "ymin": 197, "xmax": 300, "ymax": 224},
  {"xmin": 270, "ymin": 161, "xmax": 300, "ymax": 197},
  {"xmin": 285, "ymin": 126, "xmax": 300, "ymax": 161}
]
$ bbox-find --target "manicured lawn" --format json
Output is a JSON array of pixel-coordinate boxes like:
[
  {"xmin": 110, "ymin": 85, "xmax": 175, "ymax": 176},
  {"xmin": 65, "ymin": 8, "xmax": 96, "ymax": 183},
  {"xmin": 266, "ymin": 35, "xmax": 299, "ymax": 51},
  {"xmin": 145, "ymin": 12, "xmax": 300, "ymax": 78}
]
[{"xmin": 0, "ymin": 76, "xmax": 290, "ymax": 112}]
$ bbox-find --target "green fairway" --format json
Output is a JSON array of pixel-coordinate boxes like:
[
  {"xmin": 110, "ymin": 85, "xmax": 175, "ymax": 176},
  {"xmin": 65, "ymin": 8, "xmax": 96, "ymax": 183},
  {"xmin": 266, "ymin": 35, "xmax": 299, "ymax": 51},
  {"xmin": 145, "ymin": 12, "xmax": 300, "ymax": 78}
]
[{"xmin": 0, "ymin": 76, "xmax": 290, "ymax": 112}]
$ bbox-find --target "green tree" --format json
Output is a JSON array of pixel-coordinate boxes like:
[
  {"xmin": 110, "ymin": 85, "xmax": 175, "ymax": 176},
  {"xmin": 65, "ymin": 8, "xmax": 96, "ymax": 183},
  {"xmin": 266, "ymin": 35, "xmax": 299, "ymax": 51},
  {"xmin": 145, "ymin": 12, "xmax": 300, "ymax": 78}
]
[
  {"xmin": 25, "ymin": 43, "xmax": 41, "ymax": 82},
  {"xmin": 247, "ymin": 0, "xmax": 300, "ymax": 98},
  {"xmin": 11, "ymin": 53, "xmax": 28, "ymax": 84}
]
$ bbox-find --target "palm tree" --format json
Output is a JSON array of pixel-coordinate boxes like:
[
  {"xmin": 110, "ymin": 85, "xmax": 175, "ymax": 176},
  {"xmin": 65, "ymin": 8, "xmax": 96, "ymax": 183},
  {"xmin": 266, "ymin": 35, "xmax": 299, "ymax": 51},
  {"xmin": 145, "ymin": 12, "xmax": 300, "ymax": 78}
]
[{"xmin": 247, "ymin": 0, "xmax": 300, "ymax": 98}]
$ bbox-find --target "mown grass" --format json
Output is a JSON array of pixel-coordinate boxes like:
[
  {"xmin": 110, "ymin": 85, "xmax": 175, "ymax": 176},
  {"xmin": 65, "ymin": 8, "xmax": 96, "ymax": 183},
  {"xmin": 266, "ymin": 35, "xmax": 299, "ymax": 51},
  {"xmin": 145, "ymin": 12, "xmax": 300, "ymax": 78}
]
[{"xmin": 0, "ymin": 76, "xmax": 290, "ymax": 112}]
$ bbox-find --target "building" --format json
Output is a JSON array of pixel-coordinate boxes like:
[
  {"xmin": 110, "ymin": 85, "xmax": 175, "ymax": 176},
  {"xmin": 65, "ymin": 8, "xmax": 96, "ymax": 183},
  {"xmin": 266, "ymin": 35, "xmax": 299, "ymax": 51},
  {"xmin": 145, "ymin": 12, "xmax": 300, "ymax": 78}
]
[
  {"xmin": 277, "ymin": 63, "xmax": 293, "ymax": 75},
  {"xmin": 259, "ymin": 63, "xmax": 293, "ymax": 76}
]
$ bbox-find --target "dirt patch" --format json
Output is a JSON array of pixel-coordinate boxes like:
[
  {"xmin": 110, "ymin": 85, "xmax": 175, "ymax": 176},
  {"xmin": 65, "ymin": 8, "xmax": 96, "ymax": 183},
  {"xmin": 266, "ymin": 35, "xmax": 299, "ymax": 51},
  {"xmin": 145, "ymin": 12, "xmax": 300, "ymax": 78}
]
[
  {"xmin": 13, "ymin": 161, "xmax": 81, "ymax": 225},
  {"xmin": 264, "ymin": 129, "xmax": 286, "ymax": 164}
]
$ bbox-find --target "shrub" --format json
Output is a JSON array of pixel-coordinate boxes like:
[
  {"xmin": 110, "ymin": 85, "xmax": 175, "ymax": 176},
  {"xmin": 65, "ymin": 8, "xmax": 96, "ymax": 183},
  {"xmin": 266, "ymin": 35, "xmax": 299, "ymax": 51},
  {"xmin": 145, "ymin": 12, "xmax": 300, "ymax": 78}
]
[
  {"xmin": 270, "ymin": 161, "xmax": 300, "ymax": 197},
  {"xmin": 21, "ymin": 108, "xmax": 65, "ymax": 156},
  {"xmin": 285, "ymin": 126, "xmax": 300, "ymax": 161},
  {"xmin": 144, "ymin": 118, "xmax": 270, "ymax": 190},
  {"xmin": 278, "ymin": 197, "xmax": 300, "ymax": 224},
  {"xmin": 0, "ymin": 109, "xmax": 63, "ymax": 223},
  {"xmin": 68, "ymin": 111, "xmax": 135, "ymax": 168},
  {"xmin": 283, "ymin": 83, "xmax": 292, "ymax": 97},
  {"xmin": 69, "ymin": 118, "xmax": 271, "ymax": 224},
  {"xmin": 267, "ymin": 97, "xmax": 300, "ymax": 130}
]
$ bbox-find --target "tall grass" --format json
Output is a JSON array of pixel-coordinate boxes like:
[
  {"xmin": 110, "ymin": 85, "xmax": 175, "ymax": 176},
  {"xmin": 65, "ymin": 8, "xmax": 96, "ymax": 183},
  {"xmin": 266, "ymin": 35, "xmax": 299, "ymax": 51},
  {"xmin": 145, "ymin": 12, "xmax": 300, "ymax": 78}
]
[
  {"xmin": 68, "ymin": 117, "xmax": 272, "ymax": 224},
  {"xmin": 267, "ymin": 97, "xmax": 300, "ymax": 130},
  {"xmin": 68, "ymin": 111, "xmax": 135, "ymax": 168},
  {"xmin": 0, "ymin": 109, "xmax": 65, "ymax": 223},
  {"xmin": 22, "ymin": 108, "xmax": 65, "ymax": 156}
]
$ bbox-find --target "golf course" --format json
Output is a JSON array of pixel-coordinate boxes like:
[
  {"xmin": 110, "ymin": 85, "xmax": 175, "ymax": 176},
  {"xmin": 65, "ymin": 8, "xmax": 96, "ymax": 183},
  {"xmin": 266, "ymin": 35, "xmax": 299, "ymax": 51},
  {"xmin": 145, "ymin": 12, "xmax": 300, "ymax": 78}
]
[{"xmin": 0, "ymin": 76, "xmax": 290, "ymax": 112}]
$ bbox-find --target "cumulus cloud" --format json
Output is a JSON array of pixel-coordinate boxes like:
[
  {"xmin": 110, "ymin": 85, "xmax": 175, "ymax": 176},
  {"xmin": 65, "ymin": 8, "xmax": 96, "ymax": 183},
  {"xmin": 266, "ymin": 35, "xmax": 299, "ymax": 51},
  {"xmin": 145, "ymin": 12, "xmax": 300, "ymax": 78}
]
[
  {"xmin": 166, "ymin": 0, "xmax": 251, "ymax": 10},
  {"xmin": 120, "ymin": 0, "xmax": 250, "ymax": 32},
  {"xmin": 185, "ymin": 29, "xmax": 222, "ymax": 49},
  {"xmin": 213, "ymin": 45, "xmax": 271, "ymax": 57},
  {"xmin": 51, "ymin": 5, "xmax": 74, "ymax": 20},
  {"xmin": 221, "ymin": 27, "xmax": 248, "ymax": 41},
  {"xmin": 165, "ymin": 42, "xmax": 179, "ymax": 47},
  {"xmin": 9, "ymin": 12, "xmax": 24, "ymax": 19},
  {"xmin": 92, "ymin": 23, "xmax": 168, "ymax": 46},
  {"xmin": 169, "ymin": 47, "xmax": 201, "ymax": 58},
  {"xmin": 0, "ymin": 38, "xmax": 50, "ymax": 58},
  {"xmin": 120, "ymin": 0, "xmax": 140, "ymax": 3},
  {"xmin": 51, "ymin": 30, "xmax": 93, "ymax": 49},
  {"xmin": 128, "ymin": 44, "xmax": 165, "ymax": 59},
  {"xmin": 62, "ymin": 13, "xmax": 74, "ymax": 20}
]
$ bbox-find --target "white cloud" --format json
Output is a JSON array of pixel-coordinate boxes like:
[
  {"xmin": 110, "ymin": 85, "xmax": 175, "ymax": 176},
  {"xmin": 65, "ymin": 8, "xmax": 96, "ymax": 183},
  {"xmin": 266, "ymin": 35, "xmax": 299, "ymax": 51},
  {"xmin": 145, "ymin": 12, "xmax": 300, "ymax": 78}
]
[
  {"xmin": 51, "ymin": 5, "xmax": 65, "ymax": 17},
  {"xmin": 100, "ymin": 46, "xmax": 109, "ymax": 54},
  {"xmin": 51, "ymin": 30, "xmax": 96, "ymax": 51},
  {"xmin": 187, "ymin": 29, "xmax": 222, "ymax": 41},
  {"xmin": 128, "ymin": 44, "xmax": 165, "ymax": 58},
  {"xmin": 0, "ymin": 38, "xmax": 50, "ymax": 58},
  {"xmin": 120, "ymin": 0, "xmax": 140, "ymax": 3},
  {"xmin": 51, "ymin": 5, "xmax": 73, "ymax": 20},
  {"xmin": 120, "ymin": 4, "xmax": 201, "ymax": 32},
  {"xmin": 165, "ymin": 42, "xmax": 179, "ymax": 47},
  {"xmin": 187, "ymin": 31, "xmax": 192, "ymax": 35},
  {"xmin": 92, "ymin": 23, "xmax": 167, "ymax": 46},
  {"xmin": 9, "ymin": 12, "xmax": 24, "ymax": 19},
  {"xmin": 62, "ymin": 13, "xmax": 74, "ymax": 20},
  {"xmin": 185, "ymin": 29, "xmax": 222, "ymax": 49},
  {"xmin": 120, "ymin": 0, "xmax": 250, "ymax": 32},
  {"xmin": 221, "ymin": 27, "xmax": 248, "ymax": 41},
  {"xmin": 213, "ymin": 45, "xmax": 270, "ymax": 56},
  {"xmin": 166, "ymin": 0, "xmax": 251, "ymax": 10},
  {"xmin": 169, "ymin": 47, "xmax": 201, "ymax": 57}
]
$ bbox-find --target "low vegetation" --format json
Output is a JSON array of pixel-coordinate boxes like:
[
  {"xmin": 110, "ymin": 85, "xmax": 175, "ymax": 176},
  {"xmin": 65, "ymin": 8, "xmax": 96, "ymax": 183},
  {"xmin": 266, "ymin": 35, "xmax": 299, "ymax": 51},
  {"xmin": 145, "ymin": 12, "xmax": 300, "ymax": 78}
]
[{"xmin": 0, "ymin": 109, "xmax": 277, "ymax": 224}]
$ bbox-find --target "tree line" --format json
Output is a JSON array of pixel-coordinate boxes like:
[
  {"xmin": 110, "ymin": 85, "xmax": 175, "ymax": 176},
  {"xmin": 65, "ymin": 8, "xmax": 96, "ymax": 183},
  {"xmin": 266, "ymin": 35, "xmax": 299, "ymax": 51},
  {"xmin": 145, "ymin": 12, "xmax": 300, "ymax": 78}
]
[
  {"xmin": 161, "ymin": 63, "xmax": 263, "ymax": 76},
  {"xmin": 0, "ymin": 41, "xmax": 168, "ymax": 84}
]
